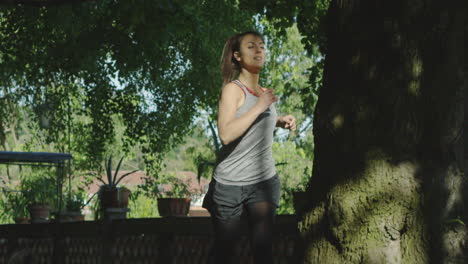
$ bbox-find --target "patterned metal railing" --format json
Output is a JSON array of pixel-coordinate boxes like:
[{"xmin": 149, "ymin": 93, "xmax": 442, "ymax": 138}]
[{"xmin": 0, "ymin": 215, "xmax": 302, "ymax": 264}]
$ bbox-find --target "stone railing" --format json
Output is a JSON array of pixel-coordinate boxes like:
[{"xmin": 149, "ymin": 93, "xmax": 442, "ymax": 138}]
[{"xmin": 0, "ymin": 215, "xmax": 302, "ymax": 264}]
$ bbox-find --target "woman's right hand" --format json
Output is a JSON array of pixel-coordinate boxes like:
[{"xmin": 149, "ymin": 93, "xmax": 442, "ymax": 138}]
[{"xmin": 255, "ymin": 89, "xmax": 278, "ymax": 112}]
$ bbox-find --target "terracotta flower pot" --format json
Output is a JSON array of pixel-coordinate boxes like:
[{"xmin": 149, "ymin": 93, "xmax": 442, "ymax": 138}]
[
  {"xmin": 100, "ymin": 187, "xmax": 131, "ymax": 208},
  {"xmin": 157, "ymin": 198, "xmax": 192, "ymax": 217},
  {"xmin": 72, "ymin": 214, "xmax": 85, "ymax": 222},
  {"xmin": 58, "ymin": 211, "xmax": 85, "ymax": 222},
  {"xmin": 28, "ymin": 204, "xmax": 50, "ymax": 223}
]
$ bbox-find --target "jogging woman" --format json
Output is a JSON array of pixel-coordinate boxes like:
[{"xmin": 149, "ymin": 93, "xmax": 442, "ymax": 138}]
[{"xmin": 203, "ymin": 31, "xmax": 296, "ymax": 264}]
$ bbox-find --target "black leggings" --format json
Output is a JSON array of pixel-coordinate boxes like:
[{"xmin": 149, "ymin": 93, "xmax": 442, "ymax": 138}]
[{"xmin": 211, "ymin": 201, "xmax": 276, "ymax": 264}]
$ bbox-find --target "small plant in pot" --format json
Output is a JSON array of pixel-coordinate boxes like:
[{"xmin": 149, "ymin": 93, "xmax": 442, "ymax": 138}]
[
  {"xmin": 94, "ymin": 156, "xmax": 138, "ymax": 219},
  {"xmin": 20, "ymin": 175, "xmax": 56, "ymax": 224},
  {"xmin": 149, "ymin": 173, "xmax": 195, "ymax": 217},
  {"xmin": 61, "ymin": 190, "xmax": 87, "ymax": 222},
  {"xmin": 0, "ymin": 190, "xmax": 30, "ymax": 224}
]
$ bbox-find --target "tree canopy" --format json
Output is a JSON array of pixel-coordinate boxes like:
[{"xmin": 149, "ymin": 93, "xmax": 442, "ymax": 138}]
[
  {"xmin": 0, "ymin": 0, "xmax": 328, "ymax": 171},
  {"xmin": 0, "ymin": 0, "xmax": 256, "ymax": 167}
]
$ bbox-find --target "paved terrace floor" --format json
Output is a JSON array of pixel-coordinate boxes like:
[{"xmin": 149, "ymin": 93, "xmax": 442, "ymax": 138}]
[{"xmin": 0, "ymin": 215, "xmax": 302, "ymax": 264}]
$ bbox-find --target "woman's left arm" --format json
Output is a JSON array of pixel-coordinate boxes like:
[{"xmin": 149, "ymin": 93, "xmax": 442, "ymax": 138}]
[{"xmin": 276, "ymin": 115, "xmax": 297, "ymax": 131}]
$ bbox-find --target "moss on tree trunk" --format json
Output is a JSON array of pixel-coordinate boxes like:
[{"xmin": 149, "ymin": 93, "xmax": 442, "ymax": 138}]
[{"xmin": 298, "ymin": 0, "xmax": 466, "ymax": 263}]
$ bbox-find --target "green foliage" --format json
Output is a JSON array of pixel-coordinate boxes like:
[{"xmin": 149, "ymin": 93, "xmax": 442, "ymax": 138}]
[
  {"xmin": 273, "ymin": 141, "xmax": 312, "ymax": 214},
  {"xmin": 158, "ymin": 120, "xmax": 217, "ymax": 183},
  {"xmin": 0, "ymin": 191, "xmax": 29, "ymax": 223},
  {"xmin": 196, "ymin": 158, "xmax": 216, "ymax": 183},
  {"xmin": 445, "ymin": 217, "xmax": 465, "ymax": 226},
  {"xmin": 127, "ymin": 192, "xmax": 159, "ymax": 218},
  {"xmin": 240, "ymin": 0, "xmax": 330, "ymax": 53},
  {"xmin": 248, "ymin": 2, "xmax": 329, "ymax": 124},
  {"xmin": 260, "ymin": 22, "xmax": 319, "ymax": 138},
  {"xmin": 0, "ymin": 0, "xmax": 332, "ymax": 218},
  {"xmin": 95, "ymin": 156, "xmax": 139, "ymax": 191},
  {"xmin": 65, "ymin": 190, "xmax": 86, "ymax": 212},
  {"xmin": 0, "ymin": 0, "xmax": 257, "ymax": 172},
  {"xmin": 158, "ymin": 174, "xmax": 192, "ymax": 198},
  {"xmin": 0, "ymin": 166, "xmax": 60, "ymax": 223},
  {"xmin": 138, "ymin": 172, "xmax": 200, "ymax": 199},
  {"xmin": 19, "ymin": 171, "xmax": 57, "ymax": 207},
  {"xmin": 297, "ymin": 129, "xmax": 315, "ymax": 160},
  {"xmin": 162, "ymin": 123, "xmax": 216, "ymax": 173}
]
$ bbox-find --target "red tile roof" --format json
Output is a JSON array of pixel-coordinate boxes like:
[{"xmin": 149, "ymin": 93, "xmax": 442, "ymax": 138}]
[{"xmin": 86, "ymin": 171, "xmax": 210, "ymax": 197}]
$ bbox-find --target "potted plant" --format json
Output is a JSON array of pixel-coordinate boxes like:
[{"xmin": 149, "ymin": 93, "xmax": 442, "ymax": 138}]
[
  {"xmin": 60, "ymin": 190, "xmax": 87, "ymax": 222},
  {"xmin": 0, "ymin": 190, "xmax": 30, "ymax": 224},
  {"xmin": 20, "ymin": 175, "xmax": 57, "ymax": 224},
  {"xmin": 151, "ymin": 173, "xmax": 198, "ymax": 217},
  {"xmin": 94, "ymin": 156, "xmax": 138, "ymax": 219}
]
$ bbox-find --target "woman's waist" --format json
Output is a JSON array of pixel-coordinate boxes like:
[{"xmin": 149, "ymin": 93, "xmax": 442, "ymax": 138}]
[
  {"xmin": 215, "ymin": 150, "xmax": 275, "ymax": 174},
  {"xmin": 213, "ymin": 167, "xmax": 277, "ymax": 186},
  {"xmin": 216, "ymin": 144, "xmax": 273, "ymax": 165}
]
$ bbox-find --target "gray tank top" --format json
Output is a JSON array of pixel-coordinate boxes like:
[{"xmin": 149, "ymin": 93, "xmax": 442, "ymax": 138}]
[{"xmin": 213, "ymin": 80, "xmax": 278, "ymax": 186}]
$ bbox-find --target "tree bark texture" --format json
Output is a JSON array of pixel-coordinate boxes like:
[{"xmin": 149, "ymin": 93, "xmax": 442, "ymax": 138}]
[{"xmin": 298, "ymin": 0, "xmax": 466, "ymax": 263}]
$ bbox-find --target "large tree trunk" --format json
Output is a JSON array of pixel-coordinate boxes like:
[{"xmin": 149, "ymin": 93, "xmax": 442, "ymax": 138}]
[{"xmin": 298, "ymin": 0, "xmax": 466, "ymax": 263}]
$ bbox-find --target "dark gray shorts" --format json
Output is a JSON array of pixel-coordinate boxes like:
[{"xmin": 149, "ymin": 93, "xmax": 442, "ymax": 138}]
[{"xmin": 202, "ymin": 174, "xmax": 281, "ymax": 220}]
